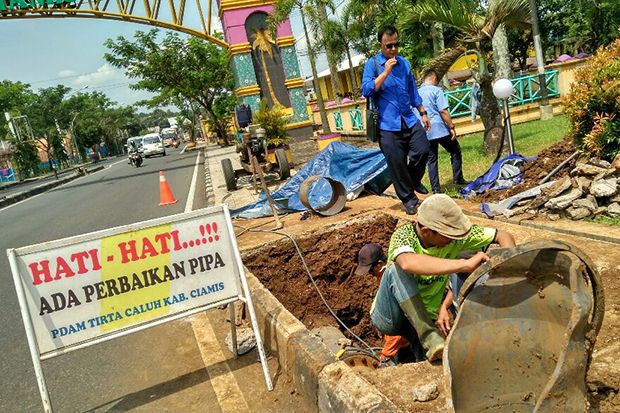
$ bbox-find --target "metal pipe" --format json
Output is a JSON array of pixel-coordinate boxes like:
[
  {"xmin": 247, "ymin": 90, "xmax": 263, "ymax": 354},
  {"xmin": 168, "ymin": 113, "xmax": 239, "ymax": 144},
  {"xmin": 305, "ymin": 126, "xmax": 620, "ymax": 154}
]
[
  {"xmin": 502, "ymin": 99, "xmax": 515, "ymax": 154},
  {"xmin": 539, "ymin": 151, "xmax": 580, "ymax": 184}
]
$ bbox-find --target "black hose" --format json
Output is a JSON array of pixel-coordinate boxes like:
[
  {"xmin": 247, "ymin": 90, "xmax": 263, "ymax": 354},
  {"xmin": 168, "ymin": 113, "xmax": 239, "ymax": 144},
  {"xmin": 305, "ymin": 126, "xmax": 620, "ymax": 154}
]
[{"xmin": 492, "ymin": 110, "xmax": 510, "ymax": 165}]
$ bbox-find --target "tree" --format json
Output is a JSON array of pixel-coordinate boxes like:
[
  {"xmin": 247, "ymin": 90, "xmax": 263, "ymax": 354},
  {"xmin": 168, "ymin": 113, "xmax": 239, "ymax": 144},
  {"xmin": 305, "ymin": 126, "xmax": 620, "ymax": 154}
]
[
  {"xmin": 104, "ymin": 30, "xmax": 235, "ymax": 145},
  {"xmin": 324, "ymin": 4, "xmax": 362, "ymax": 94},
  {"xmin": 404, "ymin": 0, "xmax": 531, "ymax": 148},
  {"xmin": 270, "ymin": 0, "xmax": 332, "ymax": 134},
  {"xmin": 26, "ymin": 85, "xmax": 72, "ymax": 177}
]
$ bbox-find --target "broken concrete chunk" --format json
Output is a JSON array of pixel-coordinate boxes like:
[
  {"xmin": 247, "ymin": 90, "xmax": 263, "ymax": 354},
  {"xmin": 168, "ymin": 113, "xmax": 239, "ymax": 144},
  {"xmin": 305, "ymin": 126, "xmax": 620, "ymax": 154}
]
[
  {"xmin": 312, "ymin": 326, "xmax": 347, "ymax": 355},
  {"xmin": 566, "ymin": 206, "xmax": 592, "ymax": 220},
  {"xmin": 225, "ymin": 327, "xmax": 256, "ymax": 355},
  {"xmin": 608, "ymin": 203, "xmax": 620, "ymax": 217},
  {"xmin": 545, "ymin": 176, "xmax": 572, "ymax": 198},
  {"xmin": 412, "ymin": 383, "xmax": 439, "ymax": 402},
  {"xmin": 588, "ymin": 158, "xmax": 611, "ymax": 169},
  {"xmin": 571, "ymin": 163, "xmax": 607, "ymax": 176},
  {"xmin": 544, "ymin": 188, "xmax": 583, "ymax": 209},
  {"xmin": 611, "ymin": 153, "xmax": 620, "ymax": 172},
  {"xmin": 546, "ymin": 213, "xmax": 561, "ymax": 221},
  {"xmin": 572, "ymin": 197, "xmax": 598, "ymax": 212},
  {"xmin": 574, "ymin": 176, "xmax": 592, "ymax": 193},
  {"xmin": 590, "ymin": 178, "xmax": 618, "ymax": 197}
]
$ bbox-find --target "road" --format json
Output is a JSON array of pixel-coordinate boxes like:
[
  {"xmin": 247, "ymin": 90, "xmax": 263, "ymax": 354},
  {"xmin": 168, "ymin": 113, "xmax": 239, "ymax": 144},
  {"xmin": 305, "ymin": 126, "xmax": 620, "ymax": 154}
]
[{"xmin": 0, "ymin": 147, "xmax": 301, "ymax": 412}]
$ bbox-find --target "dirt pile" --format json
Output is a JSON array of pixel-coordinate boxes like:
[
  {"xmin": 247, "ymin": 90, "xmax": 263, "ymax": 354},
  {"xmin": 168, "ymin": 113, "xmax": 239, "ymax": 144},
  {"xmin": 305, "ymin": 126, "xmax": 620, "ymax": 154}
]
[
  {"xmin": 474, "ymin": 136, "xmax": 577, "ymax": 203},
  {"xmin": 242, "ymin": 213, "xmax": 399, "ymax": 346}
]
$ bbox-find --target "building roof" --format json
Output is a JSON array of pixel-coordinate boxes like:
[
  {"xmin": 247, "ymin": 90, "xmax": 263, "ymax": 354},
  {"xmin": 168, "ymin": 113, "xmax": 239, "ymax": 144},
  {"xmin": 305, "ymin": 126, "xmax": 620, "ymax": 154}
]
[{"xmin": 305, "ymin": 53, "xmax": 366, "ymax": 82}]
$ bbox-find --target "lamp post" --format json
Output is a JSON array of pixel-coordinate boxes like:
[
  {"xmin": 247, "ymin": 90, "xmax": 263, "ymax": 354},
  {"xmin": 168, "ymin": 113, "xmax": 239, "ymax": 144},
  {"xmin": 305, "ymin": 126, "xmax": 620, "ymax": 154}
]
[{"xmin": 493, "ymin": 78, "xmax": 516, "ymax": 154}]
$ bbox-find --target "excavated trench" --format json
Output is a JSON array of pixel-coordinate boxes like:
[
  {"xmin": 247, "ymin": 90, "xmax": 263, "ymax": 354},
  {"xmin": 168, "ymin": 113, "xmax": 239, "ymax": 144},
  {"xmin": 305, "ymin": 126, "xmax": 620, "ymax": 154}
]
[{"xmin": 242, "ymin": 213, "xmax": 399, "ymax": 347}]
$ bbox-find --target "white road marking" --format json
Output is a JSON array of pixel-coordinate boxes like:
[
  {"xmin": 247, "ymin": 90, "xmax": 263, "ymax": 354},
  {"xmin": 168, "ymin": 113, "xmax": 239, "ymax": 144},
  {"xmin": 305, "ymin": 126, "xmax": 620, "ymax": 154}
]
[
  {"xmin": 184, "ymin": 152, "xmax": 201, "ymax": 213},
  {"xmin": 189, "ymin": 312, "xmax": 251, "ymax": 413}
]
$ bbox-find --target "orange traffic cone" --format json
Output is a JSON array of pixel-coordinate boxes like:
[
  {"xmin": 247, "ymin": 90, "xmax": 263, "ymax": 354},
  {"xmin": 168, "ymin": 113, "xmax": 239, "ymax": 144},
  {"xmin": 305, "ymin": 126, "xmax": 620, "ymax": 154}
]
[{"xmin": 158, "ymin": 170, "xmax": 178, "ymax": 206}]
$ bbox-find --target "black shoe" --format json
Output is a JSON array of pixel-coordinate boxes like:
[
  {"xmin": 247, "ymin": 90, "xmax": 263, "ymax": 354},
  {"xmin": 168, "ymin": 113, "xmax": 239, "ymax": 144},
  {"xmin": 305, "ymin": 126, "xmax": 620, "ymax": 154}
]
[
  {"xmin": 414, "ymin": 183, "xmax": 429, "ymax": 195},
  {"xmin": 454, "ymin": 179, "xmax": 470, "ymax": 185},
  {"xmin": 405, "ymin": 203, "xmax": 418, "ymax": 215}
]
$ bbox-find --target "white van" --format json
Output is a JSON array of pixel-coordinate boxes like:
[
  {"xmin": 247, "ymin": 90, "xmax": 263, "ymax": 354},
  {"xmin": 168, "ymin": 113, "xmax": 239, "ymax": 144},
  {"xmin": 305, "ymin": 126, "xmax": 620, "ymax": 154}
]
[{"xmin": 141, "ymin": 133, "xmax": 166, "ymax": 157}]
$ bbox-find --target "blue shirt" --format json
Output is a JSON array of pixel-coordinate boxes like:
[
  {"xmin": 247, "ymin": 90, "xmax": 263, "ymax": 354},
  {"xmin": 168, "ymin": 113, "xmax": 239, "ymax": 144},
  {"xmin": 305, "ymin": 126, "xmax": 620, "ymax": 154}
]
[
  {"xmin": 361, "ymin": 52, "xmax": 423, "ymax": 132},
  {"xmin": 417, "ymin": 83, "xmax": 450, "ymax": 140}
]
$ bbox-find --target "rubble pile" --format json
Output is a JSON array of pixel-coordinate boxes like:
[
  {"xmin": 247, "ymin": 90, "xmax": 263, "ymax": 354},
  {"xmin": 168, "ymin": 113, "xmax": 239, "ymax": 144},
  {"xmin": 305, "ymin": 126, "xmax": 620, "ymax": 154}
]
[{"xmin": 519, "ymin": 154, "xmax": 620, "ymax": 220}]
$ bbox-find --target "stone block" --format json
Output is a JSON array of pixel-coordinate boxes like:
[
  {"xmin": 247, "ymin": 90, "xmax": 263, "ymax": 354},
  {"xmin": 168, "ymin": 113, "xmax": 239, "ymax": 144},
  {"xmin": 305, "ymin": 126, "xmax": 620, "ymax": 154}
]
[
  {"xmin": 318, "ymin": 362, "xmax": 401, "ymax": 413},
  {"xmin": 572, "ymin": 196, "xmax": 598, "ymax": 212},
  {"xmin": 545, "ymin": 187, "xmax": 583, "ymax": 210},
  {"xmin": 611, "ymin": 153, "xmax": 620, "ymax": 172},
  {"xmin": 312, "ymin": 326, "xmax": 347, "ymax": 355},
  {"xmin": 574, "ymin": 176, "xmax": 592, "ymax": 193},
  {"xmin": 588, "ymin": 158, "xmax": 611, "ymax": 169},
  {"xmin": 288, "ymin": 331, "xmax": 336, "ymax": 413},
  {"xmin": 571, "ymin": 163, "xmax": 607, "ymax": 176},
  {"xmin": 566, "ymin": 206, "xmax": 592, "ymax": 220},
  {"xmin": 412, "ymin": 382, "xmax": 440, "ymax": 402},
  {"xmin": 545, "ymin": 176, "xmax": 572, "ymax": 198},
  {"xmin": 590, "ymin": 178, "xmax": 618, "ymax": 198},
  {"xmin": 608, "ymin": 203, "xmax": 620, "ymax": 217},
  {"xmin": 225, "ymin": 327, "xmax": 256, "ymax": 355}
]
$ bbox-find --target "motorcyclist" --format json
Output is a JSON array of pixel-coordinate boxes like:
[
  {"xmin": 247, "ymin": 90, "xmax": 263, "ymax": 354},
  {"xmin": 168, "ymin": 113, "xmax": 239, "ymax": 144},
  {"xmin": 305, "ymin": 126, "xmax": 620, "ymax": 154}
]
[{"xmin": 128, "ymin": 141, "xmax": 141, "ymax": 166}]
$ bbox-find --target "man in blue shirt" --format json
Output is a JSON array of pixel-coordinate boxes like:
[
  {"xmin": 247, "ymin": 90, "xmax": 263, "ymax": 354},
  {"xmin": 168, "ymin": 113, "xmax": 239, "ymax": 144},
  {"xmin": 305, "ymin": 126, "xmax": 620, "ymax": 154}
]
[
  {"xmin": 417, "ymin": 69, "xmax": 468, "ymax": 193},
  {"xmin": 362, "ymin": 25, "xmax": 431, "ymax": 215}
]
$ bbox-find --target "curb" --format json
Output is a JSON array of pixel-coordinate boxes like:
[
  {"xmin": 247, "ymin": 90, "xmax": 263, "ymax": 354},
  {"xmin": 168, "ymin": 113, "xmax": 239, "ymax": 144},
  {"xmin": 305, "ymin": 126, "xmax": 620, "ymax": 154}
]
[
  {"xmin": 245, "ymin": 270, "xmax": 399, "ymax": 413},
  {"xmin": 0, "ymin": 165, "xmax": 104, "ymax": 209}
]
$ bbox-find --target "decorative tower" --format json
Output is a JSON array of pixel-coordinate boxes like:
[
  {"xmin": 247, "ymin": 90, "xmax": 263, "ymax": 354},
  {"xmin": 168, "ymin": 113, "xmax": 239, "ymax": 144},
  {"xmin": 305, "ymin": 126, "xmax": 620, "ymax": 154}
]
[{"xmin": 218, "ymin": 0, "xmax": 312, "ymax": 138}]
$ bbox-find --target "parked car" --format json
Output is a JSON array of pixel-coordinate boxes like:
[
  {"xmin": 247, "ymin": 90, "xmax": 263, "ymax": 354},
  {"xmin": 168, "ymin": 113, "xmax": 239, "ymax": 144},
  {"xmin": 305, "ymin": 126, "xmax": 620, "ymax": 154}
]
[{"xmin": 141, "ymin": 133, "xmax": 166, "ymax": 157}]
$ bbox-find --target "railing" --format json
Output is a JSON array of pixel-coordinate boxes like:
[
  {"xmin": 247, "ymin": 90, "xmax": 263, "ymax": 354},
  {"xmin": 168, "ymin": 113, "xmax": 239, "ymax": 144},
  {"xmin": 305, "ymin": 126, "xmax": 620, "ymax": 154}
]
[
  {"xmin": 444, "ymin": 70, "xmax": 560, "ymax": 118},
  {"xmin": 333, "ymin": 112, "xmax": 343, "ymax": 131},
  {"xmin": 349, "ymin": 108, "xmax": 364, "ymax": 130}
]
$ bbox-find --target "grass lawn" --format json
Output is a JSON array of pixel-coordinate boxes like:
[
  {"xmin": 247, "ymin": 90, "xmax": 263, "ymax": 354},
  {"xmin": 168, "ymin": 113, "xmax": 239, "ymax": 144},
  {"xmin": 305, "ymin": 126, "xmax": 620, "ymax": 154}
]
[{"xmin": 425, "ymin": 115, "xmax": 570, "ymax": 195}]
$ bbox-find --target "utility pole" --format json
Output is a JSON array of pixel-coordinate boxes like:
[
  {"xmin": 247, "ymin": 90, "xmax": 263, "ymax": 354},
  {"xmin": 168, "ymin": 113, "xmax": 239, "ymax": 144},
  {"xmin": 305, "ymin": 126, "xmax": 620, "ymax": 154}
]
[{"xmin": 528, "ymin": 0, "xmax": 554, "ymax": 120}]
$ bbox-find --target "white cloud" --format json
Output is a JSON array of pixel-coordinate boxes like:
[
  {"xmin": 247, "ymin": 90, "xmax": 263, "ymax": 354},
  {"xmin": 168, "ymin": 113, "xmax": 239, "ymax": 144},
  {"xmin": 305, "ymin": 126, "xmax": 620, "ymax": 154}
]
[
  {"xmin": 72, "ymin": 64, "xmax": 119, "ymax": 87},
  {"xmin": 58, "ymin": 69, "xmax": 76, "ymax": 77}
]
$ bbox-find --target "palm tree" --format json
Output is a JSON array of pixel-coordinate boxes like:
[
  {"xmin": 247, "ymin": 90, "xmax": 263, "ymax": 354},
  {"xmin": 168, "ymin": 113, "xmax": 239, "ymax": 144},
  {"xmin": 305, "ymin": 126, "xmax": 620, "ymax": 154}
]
[
  {"xmin": 403, "ymin": 0, "xmax": 531, "ymax": 146},
  {"xmin": 323, "ymin": 3, "xmax": 362, "ymax": 94},
  {"xmin": 270, "ymin": 0, "xmax": 332, "ymax": 133},
  {"xmin": 315, "ymin": 1, "xmax": 343, "ymax": 103}
]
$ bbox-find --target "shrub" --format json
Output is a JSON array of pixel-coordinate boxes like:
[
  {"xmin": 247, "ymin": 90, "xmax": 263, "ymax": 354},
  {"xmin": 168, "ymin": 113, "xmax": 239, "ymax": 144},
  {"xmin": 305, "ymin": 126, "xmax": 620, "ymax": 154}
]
[
  {"xmin": 563, "ymin": 36, "xmax": 620, "ymax": 161},
  {"xmin": 252, "ymin": 100, "xmax": 291, "ymax": 148}
]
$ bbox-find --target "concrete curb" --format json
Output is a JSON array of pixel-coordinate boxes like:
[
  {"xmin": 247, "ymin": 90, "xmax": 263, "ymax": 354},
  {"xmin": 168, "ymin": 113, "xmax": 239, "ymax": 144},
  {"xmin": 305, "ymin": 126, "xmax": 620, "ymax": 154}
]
[
  {"xmin": 0, "ymin": 165, "xmax": 104, "ymax": 209},
  {"xmin": 245, "ymin": 270, "xmax": 398, "ymax": 413}
]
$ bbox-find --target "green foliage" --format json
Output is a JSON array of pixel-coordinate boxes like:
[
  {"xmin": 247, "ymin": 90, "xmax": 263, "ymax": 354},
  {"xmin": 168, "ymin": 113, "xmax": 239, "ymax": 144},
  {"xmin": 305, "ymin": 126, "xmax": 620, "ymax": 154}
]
[
  {"xmin": 253, "ymin": 100, "xmax": 291, "ymax": 147},
  {"xmin": 538, "ymin": 0, "xmax": 620, "ymax": 54},
  {"xmin": 563, "ymin": 38, "xmax": 620, "ymax": 161},
  {"xmin": 11, "ymin": 139, "xmax": 40, "ymax": 179},
  {"xmin": 104, "ymin": 29, "xmax": 234, "ymax": 144},
  {"xmin": 206, "ymin": 94, "xmax": 236, "ymax": 144}
]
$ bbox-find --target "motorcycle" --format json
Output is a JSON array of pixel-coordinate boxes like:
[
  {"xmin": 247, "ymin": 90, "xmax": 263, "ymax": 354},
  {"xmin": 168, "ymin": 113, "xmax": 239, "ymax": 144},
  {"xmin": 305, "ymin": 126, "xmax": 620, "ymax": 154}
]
[{"xmin": 129, "ymin": 151, "xmax": 143, "ymax": 167}]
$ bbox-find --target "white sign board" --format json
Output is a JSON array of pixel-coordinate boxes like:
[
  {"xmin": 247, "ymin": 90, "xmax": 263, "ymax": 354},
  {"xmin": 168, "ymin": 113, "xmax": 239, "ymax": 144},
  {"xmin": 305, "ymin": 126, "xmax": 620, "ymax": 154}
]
[
  {"xmin": 9, "ymin": 206, "xmax": 245, "ymax": 357},
  {"xmin": 8, "ymin": 205, "xmax": 272, "ymax": 412}
]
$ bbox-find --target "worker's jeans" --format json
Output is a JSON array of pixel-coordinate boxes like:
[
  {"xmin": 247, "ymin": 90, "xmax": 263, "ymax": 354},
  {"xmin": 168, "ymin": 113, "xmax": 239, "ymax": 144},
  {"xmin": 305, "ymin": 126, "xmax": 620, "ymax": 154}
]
[{"xmin": 371, "ymin": 263, "xmax": 426, "ymax": 360}]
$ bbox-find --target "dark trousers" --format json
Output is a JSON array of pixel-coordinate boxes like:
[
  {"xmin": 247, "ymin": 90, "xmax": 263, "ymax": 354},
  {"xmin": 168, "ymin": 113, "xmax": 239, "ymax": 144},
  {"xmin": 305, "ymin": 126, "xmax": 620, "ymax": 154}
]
[
  {"xmin": 427, "ymin": 135, "xmax": 464, "ymax": 192},
  {"xmin": 379, "ymin": 120, "xmax": 429, "ymax": 206}
]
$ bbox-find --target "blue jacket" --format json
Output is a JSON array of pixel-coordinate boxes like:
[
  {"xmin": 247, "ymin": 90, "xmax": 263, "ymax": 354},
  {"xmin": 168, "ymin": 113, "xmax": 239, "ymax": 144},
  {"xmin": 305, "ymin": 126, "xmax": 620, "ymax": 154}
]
[{"xmin": 361, "ymin": 52, "xmax": 423, "ymax": 132}]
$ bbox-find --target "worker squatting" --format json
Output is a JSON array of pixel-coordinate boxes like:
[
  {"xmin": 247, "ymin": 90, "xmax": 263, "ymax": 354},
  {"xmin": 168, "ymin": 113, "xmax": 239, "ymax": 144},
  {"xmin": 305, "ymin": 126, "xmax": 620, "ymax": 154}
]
[{"xmin": 39, "ymin": 252, "xmax": 225, "ymax": 316}]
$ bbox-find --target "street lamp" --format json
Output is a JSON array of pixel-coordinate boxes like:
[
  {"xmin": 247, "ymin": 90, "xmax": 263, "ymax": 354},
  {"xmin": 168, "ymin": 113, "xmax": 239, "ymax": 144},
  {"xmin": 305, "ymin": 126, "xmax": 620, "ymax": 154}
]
[{"xmin": 493, "ymin": 78, "xmax": 516, "ymax": 154}]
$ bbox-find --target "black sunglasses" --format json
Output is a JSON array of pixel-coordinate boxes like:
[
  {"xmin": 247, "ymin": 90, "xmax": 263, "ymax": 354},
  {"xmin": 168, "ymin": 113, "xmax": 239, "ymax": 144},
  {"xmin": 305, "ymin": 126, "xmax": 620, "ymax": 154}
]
[{"xmin": 384, "ymin": 42, "xmax": 400, "ymax": 50}]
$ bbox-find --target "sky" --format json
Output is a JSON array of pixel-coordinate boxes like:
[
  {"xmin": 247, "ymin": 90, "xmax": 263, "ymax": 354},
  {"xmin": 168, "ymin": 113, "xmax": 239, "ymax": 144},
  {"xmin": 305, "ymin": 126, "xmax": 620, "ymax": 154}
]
[{"xmin": 0, "ymin": 4, "xmax": 330, "ymax": 110}]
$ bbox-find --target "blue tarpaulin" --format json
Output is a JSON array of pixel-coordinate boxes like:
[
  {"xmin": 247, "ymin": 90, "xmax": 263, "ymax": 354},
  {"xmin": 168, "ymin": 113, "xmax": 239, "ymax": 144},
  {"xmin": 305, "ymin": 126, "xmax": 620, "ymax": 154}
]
[
  {"xmin": 231, "ymin": 141, "xmax": 389, "ymax": 219},
  {"xmin": 460, "ymin": 154, "xmax": 536, "ymax": 199}
]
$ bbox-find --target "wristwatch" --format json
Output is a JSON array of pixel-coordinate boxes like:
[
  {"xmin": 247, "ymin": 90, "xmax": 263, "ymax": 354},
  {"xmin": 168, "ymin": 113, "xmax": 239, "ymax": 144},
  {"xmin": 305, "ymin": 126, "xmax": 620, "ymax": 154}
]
[{"xmin": 450, "ymin": 125, "xmax": 456, "ymax": 130}]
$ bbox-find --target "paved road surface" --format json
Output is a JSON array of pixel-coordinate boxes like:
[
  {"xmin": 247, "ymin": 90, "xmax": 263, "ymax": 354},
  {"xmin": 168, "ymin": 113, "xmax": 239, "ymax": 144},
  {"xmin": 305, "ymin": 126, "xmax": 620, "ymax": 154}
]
[{"xmin": 0, "ymin": 147, "xmax": 305, "ymax": 412}]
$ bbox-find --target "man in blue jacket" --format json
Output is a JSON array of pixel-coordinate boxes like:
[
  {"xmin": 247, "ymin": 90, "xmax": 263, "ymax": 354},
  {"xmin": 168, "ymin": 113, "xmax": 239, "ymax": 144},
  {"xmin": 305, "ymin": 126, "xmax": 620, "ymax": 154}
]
[{"xmin": 362, "ymin": 25, "xmax": 431, "ymax": 215}]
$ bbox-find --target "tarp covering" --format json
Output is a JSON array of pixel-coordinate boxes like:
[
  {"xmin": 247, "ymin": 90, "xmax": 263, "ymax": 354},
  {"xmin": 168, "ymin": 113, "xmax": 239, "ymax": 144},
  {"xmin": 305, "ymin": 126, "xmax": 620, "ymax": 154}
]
[
  {"xmin": 231, "ymin": 141, "xmax": 388, "ymax": 219},
  {"xmin": 460, "ymin": 154, "xmax": 536, "ymax": 199}
]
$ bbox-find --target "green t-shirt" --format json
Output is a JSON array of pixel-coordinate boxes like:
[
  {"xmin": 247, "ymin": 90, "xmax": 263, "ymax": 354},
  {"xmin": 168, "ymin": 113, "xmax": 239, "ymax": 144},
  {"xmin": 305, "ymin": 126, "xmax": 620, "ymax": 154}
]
[{"xmin": 386, "ymin": 222, "xmax": 497, "ymax": 318}]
